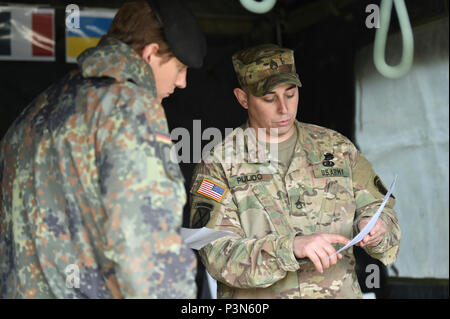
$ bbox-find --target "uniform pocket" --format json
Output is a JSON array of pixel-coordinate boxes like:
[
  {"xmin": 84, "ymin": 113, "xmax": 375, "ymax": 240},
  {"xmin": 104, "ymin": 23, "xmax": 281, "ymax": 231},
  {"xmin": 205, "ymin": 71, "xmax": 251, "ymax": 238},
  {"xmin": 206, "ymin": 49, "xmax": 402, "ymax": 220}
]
[
  {"xmin": 251, "ymin": 184, "xmax": 293, "ymax": 237},
  {"xmin": 317, "ymin": 176, "xmax": 356, "ymax": 235}
]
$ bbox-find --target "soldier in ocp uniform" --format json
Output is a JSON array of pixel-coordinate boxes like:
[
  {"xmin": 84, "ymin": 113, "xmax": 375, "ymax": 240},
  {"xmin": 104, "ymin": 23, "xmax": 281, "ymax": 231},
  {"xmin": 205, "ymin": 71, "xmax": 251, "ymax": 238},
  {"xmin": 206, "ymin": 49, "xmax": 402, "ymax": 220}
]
[
  {"xmin": 0, "ymin": 0, "xmax": 206, "ymax": 298},
  {"xmin": 189, "ymin": 44, "xmax": 401, "ymax": 298}
]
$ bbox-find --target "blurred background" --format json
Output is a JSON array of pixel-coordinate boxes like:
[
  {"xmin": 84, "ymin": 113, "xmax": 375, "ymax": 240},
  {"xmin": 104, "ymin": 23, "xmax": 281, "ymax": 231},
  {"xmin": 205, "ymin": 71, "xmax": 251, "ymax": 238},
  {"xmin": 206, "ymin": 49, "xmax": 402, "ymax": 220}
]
[{"xmin": 0, "ymin": 0, "xmax": 448, "ymax": 299}]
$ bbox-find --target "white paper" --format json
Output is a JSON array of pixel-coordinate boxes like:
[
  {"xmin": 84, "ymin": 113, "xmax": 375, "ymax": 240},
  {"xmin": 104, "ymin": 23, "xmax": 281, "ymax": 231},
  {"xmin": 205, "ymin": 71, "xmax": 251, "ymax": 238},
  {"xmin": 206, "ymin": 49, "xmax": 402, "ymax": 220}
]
[
  {"xmin": 181, "ymin": 227, "xmax": 234, "ymax": 250},
  {"xmin": 329, "ymin": 174, "xmax": 398, "ymax": 258}
]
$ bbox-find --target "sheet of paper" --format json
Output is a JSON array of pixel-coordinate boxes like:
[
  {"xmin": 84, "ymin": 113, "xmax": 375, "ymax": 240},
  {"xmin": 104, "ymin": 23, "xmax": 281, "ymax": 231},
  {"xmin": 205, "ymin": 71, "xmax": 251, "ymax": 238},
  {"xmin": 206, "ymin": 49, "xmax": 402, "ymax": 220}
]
[
  {"xmin": 329, "ymin": 174, "xmax": 398, "ymax": 258},
  {"xmin": 181, "ymin": 227, "xmax": 234, "ymax": 250}
]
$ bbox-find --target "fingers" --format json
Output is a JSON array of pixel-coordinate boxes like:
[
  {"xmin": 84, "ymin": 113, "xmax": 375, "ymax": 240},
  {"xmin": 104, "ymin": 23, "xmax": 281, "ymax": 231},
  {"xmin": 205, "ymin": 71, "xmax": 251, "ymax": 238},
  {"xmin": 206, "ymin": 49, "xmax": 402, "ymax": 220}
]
[
  {"xmin": 324, "ymin": 234, "xmax": 351, "ymax": 246},
  {"xmin": 356, "ymin": 218, "xmax": 386, "ymax": 247},
  {"xmin": 308, "ymin": 251, "xmax": 323, "ymax": 273},
  {"xmin": 316, "ymin": 247, "xmax": 330, "ymax": 270},
  {"xmin": 309, "ymin": 245, "xmax": 339, "ymax": 273},
  {"xmin": 369, "ymin": 222, "xmax": 381, "ymax": 236},
  {"xmin": 358, "ymin": 233, "xmax": 383, "ymax": 247},
  {"xmin": 296, "ymin": 234, "xmax": 349, "ymax": 273},
  {"xmin": 358, "ymin": 219, "xmax": 369, "ymax": 231},
  {"xmin": 361, "ymin": 220, "xmax": 386, "ymax": 246},
  {"xmin": 367, "ymin": 233, "xmax": 383, "ymax": 246},
  {"xmin": 362, "ymin": 234, "xmax": 370, "ymax": 245},
  {"xmin": 323, "ymin": 243, "xmax": 338, "ymax": 266},
  {"xmin": 308, "ymin": 249, "xmax": 331, "ymax": 273}
]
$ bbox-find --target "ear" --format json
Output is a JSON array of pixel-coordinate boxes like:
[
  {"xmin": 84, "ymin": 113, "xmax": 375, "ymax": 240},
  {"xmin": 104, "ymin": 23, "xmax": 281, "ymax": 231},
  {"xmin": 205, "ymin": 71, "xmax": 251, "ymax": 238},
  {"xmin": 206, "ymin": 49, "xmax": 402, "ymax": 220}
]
[
  {"xmin": 233, "ymin": 88, "xmax": 249, "ymax": 110},
  {"xmin": 141, "ymin": 43, "xmax": 160, "ymax": 64}
]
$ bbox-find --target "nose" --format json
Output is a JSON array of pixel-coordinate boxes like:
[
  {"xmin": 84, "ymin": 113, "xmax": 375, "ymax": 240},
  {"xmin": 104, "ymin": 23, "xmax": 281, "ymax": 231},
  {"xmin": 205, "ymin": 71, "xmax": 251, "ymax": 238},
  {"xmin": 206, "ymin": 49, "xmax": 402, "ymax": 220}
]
[
  {"xmin": 176, "ymin": 70, "xmax": 187, "ymax": 89},
  {"xmin": 277, "ymin": 98, "xmax": 288, "ymax": 114}
]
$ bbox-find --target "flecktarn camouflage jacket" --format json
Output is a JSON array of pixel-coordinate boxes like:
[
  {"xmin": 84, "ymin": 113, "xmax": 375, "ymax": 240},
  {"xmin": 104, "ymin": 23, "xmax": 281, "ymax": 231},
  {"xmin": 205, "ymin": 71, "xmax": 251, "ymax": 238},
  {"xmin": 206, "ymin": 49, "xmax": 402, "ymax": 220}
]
[{"xmin": 0, "ymin": 38, "xmax": 196, "ymax": 298}]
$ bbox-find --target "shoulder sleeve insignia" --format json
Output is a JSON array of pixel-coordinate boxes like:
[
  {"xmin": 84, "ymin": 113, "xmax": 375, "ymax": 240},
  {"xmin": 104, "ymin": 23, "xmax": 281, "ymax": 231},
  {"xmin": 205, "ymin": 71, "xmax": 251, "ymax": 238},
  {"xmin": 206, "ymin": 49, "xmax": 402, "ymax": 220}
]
[
  {"xmin": 196, "ymin": 178, "xmax": 228, "ymax": 203},
  {"xmin": 155, "ymin": 136, "xmax": 183, "ymax": 181},
  {"xmin": 191, "ymin": 202, "xmax": 213, "ymax": 228},
  {"xmin": 374, "ymin": 176, "xmax": 395, "ymax": 199}
]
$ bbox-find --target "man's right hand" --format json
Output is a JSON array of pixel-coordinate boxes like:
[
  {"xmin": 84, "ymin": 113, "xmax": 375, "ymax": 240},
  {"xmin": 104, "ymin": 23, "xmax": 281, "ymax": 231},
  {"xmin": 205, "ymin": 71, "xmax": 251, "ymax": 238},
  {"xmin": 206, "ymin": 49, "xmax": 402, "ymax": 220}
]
[{"xmin": 293, "ymin": 234, "xmax": 351, "ymax": 273}]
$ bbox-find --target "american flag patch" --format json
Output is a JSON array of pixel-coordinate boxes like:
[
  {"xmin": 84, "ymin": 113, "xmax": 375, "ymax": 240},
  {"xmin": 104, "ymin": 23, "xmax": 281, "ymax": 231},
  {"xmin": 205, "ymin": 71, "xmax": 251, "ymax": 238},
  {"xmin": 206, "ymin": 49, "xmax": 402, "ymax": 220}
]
[{"xmin": 197, "ymin": 179, "xmax": 227, "ymax": 202}]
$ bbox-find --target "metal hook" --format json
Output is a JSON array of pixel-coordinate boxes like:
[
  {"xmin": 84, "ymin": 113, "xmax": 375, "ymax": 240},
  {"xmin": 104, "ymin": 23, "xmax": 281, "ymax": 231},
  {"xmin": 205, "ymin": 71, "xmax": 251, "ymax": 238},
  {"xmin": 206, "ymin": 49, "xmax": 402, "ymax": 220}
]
[
  {"xmin": 239, "ymin": 0, "xmax": 277, "ymax": 14},
  {"xmin": 374, "ymin": 0, "xmax": 414, "ymax": 79}
]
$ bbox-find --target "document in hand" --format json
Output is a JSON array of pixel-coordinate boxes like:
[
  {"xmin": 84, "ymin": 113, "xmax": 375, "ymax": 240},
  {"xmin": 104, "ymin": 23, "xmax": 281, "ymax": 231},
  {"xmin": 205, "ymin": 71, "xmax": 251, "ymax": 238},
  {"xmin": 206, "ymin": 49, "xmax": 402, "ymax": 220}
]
[{"xmin": 329, "ymin": 174, "xmax": 398, "ymax": 258}]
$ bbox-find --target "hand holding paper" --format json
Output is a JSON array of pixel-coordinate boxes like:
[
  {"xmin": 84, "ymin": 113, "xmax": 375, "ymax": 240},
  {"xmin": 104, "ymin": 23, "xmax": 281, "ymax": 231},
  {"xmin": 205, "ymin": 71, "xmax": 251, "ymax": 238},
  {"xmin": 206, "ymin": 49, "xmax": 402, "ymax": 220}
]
[
  {"xmin": 357, "ymin": 217, "xmax": 388, "ymax": 247},
  {"xmin": 328, "ymin": 174, "xmax": 398, "ymax": 259}
]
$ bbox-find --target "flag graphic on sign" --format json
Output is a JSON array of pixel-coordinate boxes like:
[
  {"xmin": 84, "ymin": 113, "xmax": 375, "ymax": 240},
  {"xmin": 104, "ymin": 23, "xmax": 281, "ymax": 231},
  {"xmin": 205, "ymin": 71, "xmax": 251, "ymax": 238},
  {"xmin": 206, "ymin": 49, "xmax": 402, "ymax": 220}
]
[
  {"xmin": 66, "ymin": 10, "xmax": 116, "ymax": 63},
  {"xmin": 0, "ymin": 6, "xmax": 54, "ymax": 61},
  {"xmin": 197, "ymin": 179, "xmax": 228, "ymax": 203}
]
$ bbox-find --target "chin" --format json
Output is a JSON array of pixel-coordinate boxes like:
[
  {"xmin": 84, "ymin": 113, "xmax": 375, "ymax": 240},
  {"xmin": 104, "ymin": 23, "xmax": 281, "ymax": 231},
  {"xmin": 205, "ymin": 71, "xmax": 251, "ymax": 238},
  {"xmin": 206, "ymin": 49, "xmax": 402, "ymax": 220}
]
[{"xmin": 280, "ymin": 123, "xmax": 295, "ymax": 135}]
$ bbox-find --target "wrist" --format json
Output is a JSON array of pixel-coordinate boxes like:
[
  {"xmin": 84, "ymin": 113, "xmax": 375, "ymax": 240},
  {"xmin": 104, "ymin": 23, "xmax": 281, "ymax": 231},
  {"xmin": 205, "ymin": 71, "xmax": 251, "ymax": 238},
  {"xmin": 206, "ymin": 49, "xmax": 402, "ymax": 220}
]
[{"xmin": 293, "ymin": 235, "xmax": 305, "ymax": 259}]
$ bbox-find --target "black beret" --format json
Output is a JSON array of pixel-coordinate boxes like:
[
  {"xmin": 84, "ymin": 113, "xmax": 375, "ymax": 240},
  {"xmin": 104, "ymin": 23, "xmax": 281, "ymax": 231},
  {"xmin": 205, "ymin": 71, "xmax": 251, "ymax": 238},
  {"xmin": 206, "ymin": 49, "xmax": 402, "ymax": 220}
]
[{"xmin": 147, "ymin": 0, "xmax": 207, "ymax": 68}]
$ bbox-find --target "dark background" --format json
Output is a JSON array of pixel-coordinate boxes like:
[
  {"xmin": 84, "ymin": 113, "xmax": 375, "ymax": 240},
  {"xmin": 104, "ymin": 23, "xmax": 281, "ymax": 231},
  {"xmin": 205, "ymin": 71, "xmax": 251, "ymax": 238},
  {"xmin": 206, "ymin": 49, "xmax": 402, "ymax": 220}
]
[{"xmin": 0, "ymin": 0, "xmax": 448, "ymax": 298}]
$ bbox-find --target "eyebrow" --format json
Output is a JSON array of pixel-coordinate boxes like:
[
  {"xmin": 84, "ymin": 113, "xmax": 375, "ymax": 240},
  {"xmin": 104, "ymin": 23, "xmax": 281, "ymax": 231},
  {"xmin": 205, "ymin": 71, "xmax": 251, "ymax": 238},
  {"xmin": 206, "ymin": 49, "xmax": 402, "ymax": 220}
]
[{"xmin": 266, "ymin": 85, "xmax": 296, "ymax": 95}]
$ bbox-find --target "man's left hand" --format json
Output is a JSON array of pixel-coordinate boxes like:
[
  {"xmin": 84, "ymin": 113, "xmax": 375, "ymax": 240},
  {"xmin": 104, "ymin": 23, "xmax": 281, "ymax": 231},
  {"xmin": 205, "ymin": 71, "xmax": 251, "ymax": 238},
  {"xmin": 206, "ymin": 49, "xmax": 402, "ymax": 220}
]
[{"xmin": 356, "ymin": 218, "xmax": 387, "ymax": 247}]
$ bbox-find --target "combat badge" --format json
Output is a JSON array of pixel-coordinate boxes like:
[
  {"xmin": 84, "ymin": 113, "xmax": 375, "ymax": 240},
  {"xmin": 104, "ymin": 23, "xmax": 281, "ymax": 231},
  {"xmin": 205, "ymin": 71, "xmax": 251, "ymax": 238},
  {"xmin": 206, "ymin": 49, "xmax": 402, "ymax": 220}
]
[{"xmin": 192, "ymin": 202, "xmax": 214, "ymax": 228}]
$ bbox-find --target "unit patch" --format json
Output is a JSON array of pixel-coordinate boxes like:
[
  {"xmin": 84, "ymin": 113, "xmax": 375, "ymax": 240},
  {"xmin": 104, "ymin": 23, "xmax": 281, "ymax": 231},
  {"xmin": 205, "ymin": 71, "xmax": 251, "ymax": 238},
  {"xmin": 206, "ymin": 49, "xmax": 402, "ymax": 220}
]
[
  {"xmin": 192, "ymin": 202, "xmax": 213, "ymax": 228},
  {"xmin": 156, "ymin": 138, "xmax": 183, "ymax": 181},
  {"xmin": 374, "ymin": 175, "xmax": 395, "ymax": 199}
]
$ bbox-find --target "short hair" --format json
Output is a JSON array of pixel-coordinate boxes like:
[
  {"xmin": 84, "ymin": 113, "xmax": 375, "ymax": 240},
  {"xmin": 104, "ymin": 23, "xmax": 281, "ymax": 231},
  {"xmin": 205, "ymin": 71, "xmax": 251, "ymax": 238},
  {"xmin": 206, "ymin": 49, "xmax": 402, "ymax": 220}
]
[{"xmin": 106, "ymin": 0, "xmax": 173, "ymax": 60}]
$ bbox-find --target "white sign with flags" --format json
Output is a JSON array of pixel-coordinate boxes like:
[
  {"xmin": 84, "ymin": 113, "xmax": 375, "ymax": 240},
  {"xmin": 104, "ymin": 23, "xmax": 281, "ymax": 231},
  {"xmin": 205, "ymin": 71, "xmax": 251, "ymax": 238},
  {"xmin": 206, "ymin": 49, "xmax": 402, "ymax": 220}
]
[{"xmin": 0, "ymin": 6, "xmax": 55, "ymax": 61}]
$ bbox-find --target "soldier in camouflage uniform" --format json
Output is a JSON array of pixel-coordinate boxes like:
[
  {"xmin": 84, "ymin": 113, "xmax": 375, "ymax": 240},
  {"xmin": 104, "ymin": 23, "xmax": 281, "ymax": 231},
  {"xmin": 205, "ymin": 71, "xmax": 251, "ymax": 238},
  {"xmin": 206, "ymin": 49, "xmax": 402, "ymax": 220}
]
[
  {"xmin": 0, "ymin": 0, "xmax": 205, "ymax": 298},
  {"xmin": 189, "ymin": 44, "xmax": 401, "ymax": 298}
]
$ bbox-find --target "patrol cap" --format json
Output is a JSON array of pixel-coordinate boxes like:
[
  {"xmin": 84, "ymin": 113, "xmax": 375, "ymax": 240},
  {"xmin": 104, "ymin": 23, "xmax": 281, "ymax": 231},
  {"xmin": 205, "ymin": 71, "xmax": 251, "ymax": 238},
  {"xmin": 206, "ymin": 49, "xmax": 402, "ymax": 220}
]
[
  {"xmin": 232, "ymin": 44, "xmax": 302, "ymax": 97},
  {"xmin": 147, "ymin": 0, "xmax": 207, "ymax": 68}
]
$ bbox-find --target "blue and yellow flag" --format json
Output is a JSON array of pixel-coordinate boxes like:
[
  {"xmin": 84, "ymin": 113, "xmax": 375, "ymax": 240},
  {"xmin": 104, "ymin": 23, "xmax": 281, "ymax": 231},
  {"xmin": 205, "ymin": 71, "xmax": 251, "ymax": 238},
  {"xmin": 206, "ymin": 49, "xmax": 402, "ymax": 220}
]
[{"xmin": 66, "ymin": 10, "xmax": 116, "ymax": 63}]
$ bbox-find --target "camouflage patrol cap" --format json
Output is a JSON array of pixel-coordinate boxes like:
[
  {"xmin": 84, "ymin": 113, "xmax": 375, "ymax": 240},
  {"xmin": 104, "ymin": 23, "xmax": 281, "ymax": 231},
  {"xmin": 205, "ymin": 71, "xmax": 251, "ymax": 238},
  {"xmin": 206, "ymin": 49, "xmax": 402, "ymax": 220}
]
[{"xmin": 232, "ymin": 44, "xmax": 302, "ymax": 97}]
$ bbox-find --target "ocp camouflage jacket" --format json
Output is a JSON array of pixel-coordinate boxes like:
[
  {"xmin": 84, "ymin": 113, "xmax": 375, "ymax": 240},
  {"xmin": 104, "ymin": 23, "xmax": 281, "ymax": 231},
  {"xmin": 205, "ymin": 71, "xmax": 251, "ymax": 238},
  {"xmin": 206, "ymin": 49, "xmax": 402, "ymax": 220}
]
[{"xmin": 190, "ymin": 120, "xmax": 400, "ymax": 298}]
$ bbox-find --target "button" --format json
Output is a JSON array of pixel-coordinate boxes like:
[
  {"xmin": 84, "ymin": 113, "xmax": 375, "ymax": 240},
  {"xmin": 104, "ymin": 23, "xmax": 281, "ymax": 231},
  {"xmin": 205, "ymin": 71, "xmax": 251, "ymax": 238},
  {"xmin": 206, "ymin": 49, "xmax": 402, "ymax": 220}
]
[
  {"xmin": 324, "ymin": 153, "xmax": 334, "ymax": 160},
  {"xmin": 323, "ymin": 160, "xmax": 335, "ymax": 167}
]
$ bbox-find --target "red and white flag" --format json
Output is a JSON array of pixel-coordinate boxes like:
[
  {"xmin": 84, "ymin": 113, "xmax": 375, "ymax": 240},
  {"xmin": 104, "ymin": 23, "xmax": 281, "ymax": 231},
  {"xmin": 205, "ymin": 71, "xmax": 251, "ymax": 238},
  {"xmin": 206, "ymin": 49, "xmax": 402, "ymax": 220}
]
[{"xmin": 0, "ymin": 6, "xmax": 55, "ymax": 61}]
